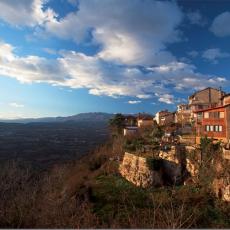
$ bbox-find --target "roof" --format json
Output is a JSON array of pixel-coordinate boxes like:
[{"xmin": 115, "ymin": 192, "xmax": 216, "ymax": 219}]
[{"xmin": 137, "ymin": 113, "xmax": 153, "ymax": 120}]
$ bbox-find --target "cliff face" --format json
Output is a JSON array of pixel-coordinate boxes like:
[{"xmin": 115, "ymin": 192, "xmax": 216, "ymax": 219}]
[
  {"xmin": 159, "ymin": 146, "xmax": 199, "ymax": 185},
  {"xmin": 119, "ymin": 146, "xmax": 230, "ymax": 202},
  {"xmin": 119, "ymin": 152, "xmax": 163, "ymax": 188},
  {"xmin": 119, "ymin": 146, "xmax": 200, "ymax": 188},
  {"xmin": 212, "ymin": 157, "xmax": 230, "ymax": 202}
]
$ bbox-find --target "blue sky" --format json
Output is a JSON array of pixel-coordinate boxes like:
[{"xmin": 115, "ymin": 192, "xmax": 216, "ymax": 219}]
[{"xmin": 0, "ymin": 0, "xmax": 230, "ymax": 118}]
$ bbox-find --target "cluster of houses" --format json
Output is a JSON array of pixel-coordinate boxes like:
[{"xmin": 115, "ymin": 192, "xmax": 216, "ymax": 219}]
[{"xmin": 124, "ymin": 87, "xmax": 230, "ymax": 145}]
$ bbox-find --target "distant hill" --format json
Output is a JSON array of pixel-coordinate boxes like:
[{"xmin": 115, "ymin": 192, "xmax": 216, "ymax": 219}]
[{"xmin": 0, "ymin": 112, "xmax": 114, "ymax": 124}]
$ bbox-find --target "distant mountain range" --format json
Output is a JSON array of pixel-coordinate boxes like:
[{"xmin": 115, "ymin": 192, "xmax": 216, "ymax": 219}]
[{"xmin": 0, "ymin": 112, "xmax": 115, "ymax": 124}]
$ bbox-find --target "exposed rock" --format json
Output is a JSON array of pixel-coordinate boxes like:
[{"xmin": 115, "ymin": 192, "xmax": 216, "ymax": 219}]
[
  {"xmin": 186, "ymin": 158, "xmax": 199, "ymax": 178},
  {"xmin": 183, "ymin": 159, "xmax": 199, "ymax": 185},
  {"xmin": 213, "ymin": 178, "xmax": 230, "ymax": 202},
  {"xmin": 212, "ymin": 156, "xmax": 230, "ymax": 202},
  {"xmin": 120, "ymin": 146, "xmax": 230, "ymax": 203},
  {"xmin": 119, "ymin": 152, "xmax": 163, "ymax": 188},
  {"xmin": 159, "ymin": 146, "xmax": 180, "ymax": 164}
]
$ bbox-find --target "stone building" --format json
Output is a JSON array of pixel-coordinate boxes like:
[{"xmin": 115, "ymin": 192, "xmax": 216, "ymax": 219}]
[
  {"xmin": 189, "ymin": 87, "xmax": 225, "ymax": 121},
  {"xmin": 175, "ymin": 104, "xmax": 191, "ymax": 126},
  {"xmin": 155, "ymin": 110, "xmax": 175, "ymax": 126},
  {"xmin": 137, "ymin": 113, "xmax": 154, "ymax": 128}
]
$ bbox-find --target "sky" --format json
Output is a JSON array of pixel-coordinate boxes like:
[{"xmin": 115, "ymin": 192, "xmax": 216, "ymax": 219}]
[{"xmin": 0, "ymin": 0, "xmax": 230, "ymax": 118}]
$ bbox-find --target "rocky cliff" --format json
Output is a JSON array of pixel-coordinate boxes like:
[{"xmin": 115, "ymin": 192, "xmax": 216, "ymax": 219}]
[{"xmin": 119, "ymin": 152, "xmax": 163, "ymax": 188}]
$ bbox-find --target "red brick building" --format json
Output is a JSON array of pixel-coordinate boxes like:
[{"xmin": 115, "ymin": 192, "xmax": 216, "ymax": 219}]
[{"xmin": 194, "ymin": 94, "xmax": 230, "ymax": 143}]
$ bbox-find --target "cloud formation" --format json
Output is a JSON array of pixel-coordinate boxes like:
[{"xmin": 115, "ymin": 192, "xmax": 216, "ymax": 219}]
[
  {"xmin": 128, "ymin": 100, "xmax": 141, "ymax": 104},
  {"xmin": 0, "ymin": 41, "xmax": 227, "ymax": 104},
  {"xmin": 0, "ymin": 0, "xmax": 56, "ymax": 27},
  {"xmin": 155, "ymin": 93, "xmax": 174, "ymax": 104},
  {"xmin": 9, "ymin": 102, "xmax": 24, "ymax": 108},
  {"xmin": 0, "ymin": 1, "xmax": 229, "ymax": 105},
  {"xmin": 44, "ymin": 0, "xmax": 183, "ymax": 66},
  {"xmin": 187, "ymin": 10, "xmax": 207, "ymax": 26},
  {"xmin": 202, "ymin": 48, "xmax": 230, "ymax": 63},
  {"xmin": 210, "ymin": 12, "xmax": 230, "ymax": 37}
]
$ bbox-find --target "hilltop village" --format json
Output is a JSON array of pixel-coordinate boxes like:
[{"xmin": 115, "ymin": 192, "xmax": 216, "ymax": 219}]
[
  {"xmin": 110, "ymin": 87, "xmax": 230, "ymax": 202},
  {"xmin": 123, "ymin": 87, "xmax": 230, "ymax": 145}
]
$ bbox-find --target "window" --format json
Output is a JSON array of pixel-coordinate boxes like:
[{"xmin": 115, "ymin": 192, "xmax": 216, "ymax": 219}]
[
  {"xmin": 197, "ymin": 112, "xmax": 202, "ymax": 120},
  {"xmin": 204, "ymin": 112, "xmax": 209, "ymax": 118},
  {"xmin": 208, "ymin": 111, "xmax": 224, "ymax": 119},
  {"xmin": 214, "ymin": 125, "xmax": 223, "ymax": 132},
  {"xmin": 205, "ymin": 125, "xmax": 210, "ymax": 131},
  {"xmin": 219, "ymin": 112, "xmax": 224, "ymax": 118},
  {"xmin": 210, "ymin": 125, "xmax": 214, "ymax": 131}
]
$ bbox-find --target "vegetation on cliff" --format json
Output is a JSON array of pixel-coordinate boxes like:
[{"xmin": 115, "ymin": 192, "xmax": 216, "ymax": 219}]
[{"xmin": 0, "ymin": 119, "xmax": 229, "ymax": 228}]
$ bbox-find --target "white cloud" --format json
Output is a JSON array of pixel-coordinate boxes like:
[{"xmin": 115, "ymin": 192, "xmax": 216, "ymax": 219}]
[
  {"xmin": 187, "ymin": 10, "xmax": 207, "ymax": 26},
  {"xmin": 149, "ymin": 61, "xmax": 195, "ymax": 73},
  {"xmin": 0, "ymin": 0, "xmax": 57, "ymax": 27},
  {"xmin": 202, "ymin": 48, "xmax": 230, "ymax": 63},
  {"xmin": 0, "ymin": 41, "xmax": 228, "ymax": 105},
  {"xmin": 0, "ymin": 0, "xmax": 229, "ymax": 107},
  {"xmin": 0, "ymin": 42, "xmax": 68, "ymax": 83},
  {"xmin": 137, "ymin": 94, "xmax": 152, "ymax": 99},
  {"xmin": 9, "ymin": 102, "xmax": 24, "ymax": 108},
  {"xmin": 44, "ymin": 0, "xmax": 183, "ymax": 66},
  {"xmin": 128, "ymin": 100, "xmax": 141, "ymax": 104},
  {"xmin": 156, "ymin": 93, "xmax": 174, "ymax": 104},
  {"xmin": 210, "ymin": 12, "xmax": 230, "ymax": 37},
  {"xmin": 216, "ymin": 77, "xmax": 226, "ymax": 82}
]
